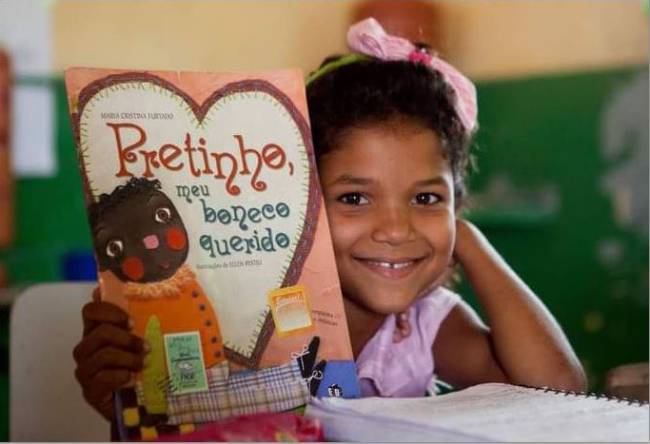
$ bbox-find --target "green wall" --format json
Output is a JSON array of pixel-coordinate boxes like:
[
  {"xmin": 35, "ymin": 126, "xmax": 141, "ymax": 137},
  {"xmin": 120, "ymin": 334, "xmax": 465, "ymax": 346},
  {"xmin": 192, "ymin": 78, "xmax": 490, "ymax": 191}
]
[
  {"xmin": 1, "ymin": 77, "xmax": 91, "ymax": 283},
  {"xmin": 0, "ymin": 67, "xmax": 648, "ymax": 439},
  {"xmin": 458, "ymin": 68, "xmax": 648, "ymax": 390},
  {"xmin": 463, "ymin": 67, "xmax": 648, "ymax": 391}
]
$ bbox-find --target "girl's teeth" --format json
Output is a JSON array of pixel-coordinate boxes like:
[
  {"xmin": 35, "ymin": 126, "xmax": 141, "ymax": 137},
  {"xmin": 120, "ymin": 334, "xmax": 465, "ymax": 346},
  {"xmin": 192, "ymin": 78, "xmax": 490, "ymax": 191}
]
[{"xmin": 368, "ymin": 260, "xmax": 413, "ymax": 269}]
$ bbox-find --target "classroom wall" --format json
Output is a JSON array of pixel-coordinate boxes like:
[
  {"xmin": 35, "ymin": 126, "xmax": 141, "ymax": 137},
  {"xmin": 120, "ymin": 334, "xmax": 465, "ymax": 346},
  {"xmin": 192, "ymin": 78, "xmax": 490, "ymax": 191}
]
[{"xmin": 53, "ymin": 0, "xmax": 648, "ymax": 78}]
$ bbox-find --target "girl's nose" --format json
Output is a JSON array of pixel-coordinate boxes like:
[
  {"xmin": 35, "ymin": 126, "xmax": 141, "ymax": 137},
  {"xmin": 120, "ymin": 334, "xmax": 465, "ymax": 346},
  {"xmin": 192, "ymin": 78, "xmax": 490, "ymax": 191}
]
[{"xmin": 371, "ymin": 207, "xmax": 415, "ymax": 244}]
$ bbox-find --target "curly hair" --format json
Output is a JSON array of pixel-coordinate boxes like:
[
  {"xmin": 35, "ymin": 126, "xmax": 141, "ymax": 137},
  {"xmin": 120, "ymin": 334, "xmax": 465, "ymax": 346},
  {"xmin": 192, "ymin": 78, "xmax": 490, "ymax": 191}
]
[
  {"xmin": 88, "ymin": 177, "xmax": 161, "ymax": 230},
  {"xmin": 306, "ymin": 57, "xmax": 474, "ymax": 206}
]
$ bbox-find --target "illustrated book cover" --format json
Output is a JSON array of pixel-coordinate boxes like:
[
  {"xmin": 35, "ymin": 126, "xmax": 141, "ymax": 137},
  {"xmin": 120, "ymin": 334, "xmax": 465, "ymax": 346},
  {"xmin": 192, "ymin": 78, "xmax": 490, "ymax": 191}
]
[{"xmin": 64, "ymin": 67, "xmax": 358, "ymax": 440}]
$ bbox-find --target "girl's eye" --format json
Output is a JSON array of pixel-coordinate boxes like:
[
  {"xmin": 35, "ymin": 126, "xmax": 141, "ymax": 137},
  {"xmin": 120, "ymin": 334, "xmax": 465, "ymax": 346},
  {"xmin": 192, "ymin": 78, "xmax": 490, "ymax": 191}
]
[
  {"xmin": 106, "ymin": 239, "xmax": 124, "ymax": 259},
  {"xmin": 154, "ymin": 207, "xmax": 172, "ymax": 223},
  {"xmin": 412, "ymin": 193, "xmax": 441, "ymax": 205},
  {"xmin": 337, "ymin": 193, "xmax": 369, "ymax": 206}
]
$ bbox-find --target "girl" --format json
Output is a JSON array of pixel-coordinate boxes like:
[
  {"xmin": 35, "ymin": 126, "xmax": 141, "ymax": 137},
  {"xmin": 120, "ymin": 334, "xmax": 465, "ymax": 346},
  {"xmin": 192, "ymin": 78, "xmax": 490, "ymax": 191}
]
[
  {"xmin": 73, "ymin": 18, "xmax": 585, "ymax": 420},
  {"xmin": 305, "ymin": 18, "xmax": 585, "ymax": 397}
]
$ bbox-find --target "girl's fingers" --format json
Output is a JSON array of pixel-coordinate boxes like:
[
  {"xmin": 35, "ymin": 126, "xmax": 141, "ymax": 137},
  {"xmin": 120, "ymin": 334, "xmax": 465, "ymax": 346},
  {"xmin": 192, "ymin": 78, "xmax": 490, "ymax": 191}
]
[
  {"xmin": 73, "ymin": 323, "xmax": 144, "ymax": 363},
  {"xmin": 82, "ymin": 301, "xmax": 132, "ymax": 335},
  {"xmin": 85, "ymin": 369, "xmax": 132, "ymax": 395},
  {"xmin": 76, "ymin": 289, "xmax": 140, "ymax": 422},
  {"xmin": 75, "ymin": 346, "xmax": 144, "ymax": 384},
  {"xmin": 92, "ymin": 286, "xmax": 101, "ymax": 303},
  {"xmin": 81, "ymin": 370, "xmax": 132, "ymax": 421}
]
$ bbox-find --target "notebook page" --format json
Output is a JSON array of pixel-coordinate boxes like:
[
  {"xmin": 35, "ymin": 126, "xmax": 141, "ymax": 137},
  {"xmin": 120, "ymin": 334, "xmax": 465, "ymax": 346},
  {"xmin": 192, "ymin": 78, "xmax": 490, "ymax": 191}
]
[
  {"xmin": 307, "ymin": 383, "xmax": 650, "ymax": 442},
  {"xmin": 306, "ymin": 398, "xmax": 493, "ymax": 443}
]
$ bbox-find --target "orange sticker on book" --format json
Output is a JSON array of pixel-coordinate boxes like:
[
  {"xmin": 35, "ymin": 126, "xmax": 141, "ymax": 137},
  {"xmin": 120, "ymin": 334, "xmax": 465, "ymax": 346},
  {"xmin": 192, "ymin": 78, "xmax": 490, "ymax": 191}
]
[{"xmin": 268, "ymin": 285, "xmax": 314, "ymax": 338}]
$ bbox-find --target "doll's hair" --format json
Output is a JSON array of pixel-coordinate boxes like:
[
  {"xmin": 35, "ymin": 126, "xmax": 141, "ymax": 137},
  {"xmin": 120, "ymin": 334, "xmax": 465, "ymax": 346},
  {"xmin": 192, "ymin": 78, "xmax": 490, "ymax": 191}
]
[
  {"xmin": 88, "ymin": 177, "xmax": 161, "ymax": 230},
  {"xmin": 306, "ymin": 57, "xmax": 474, "ymax": 206}
]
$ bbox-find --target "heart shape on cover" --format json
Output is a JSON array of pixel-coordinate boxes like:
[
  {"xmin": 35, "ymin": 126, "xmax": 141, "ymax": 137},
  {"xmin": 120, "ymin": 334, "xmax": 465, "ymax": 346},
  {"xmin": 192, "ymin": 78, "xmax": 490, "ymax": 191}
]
[{"xmin": 73, "ymin": 72, "xmax": 320, "ymax": 368}]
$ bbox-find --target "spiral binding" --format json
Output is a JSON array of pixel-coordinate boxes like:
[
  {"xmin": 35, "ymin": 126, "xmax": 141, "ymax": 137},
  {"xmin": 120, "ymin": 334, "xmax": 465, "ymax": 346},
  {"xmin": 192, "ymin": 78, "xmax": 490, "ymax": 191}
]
[{"xmin": 523, "ymin": 384, "xmax": 649, "ymax": 407}]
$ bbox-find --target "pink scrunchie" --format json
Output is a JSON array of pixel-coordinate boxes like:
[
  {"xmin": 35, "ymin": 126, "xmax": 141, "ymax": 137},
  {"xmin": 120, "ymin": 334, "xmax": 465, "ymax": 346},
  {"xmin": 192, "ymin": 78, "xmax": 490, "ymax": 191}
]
[{"xmin": 347, "ymin": 17, "xmax": 477, "ymax": 133}]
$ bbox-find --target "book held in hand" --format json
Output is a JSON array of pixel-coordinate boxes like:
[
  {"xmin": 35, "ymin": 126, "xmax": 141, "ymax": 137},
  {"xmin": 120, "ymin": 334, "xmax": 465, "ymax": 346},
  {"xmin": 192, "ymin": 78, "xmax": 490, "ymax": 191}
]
[{"xmin": 64, "ymin": 67, "xmax": 358, "ymax": 440}]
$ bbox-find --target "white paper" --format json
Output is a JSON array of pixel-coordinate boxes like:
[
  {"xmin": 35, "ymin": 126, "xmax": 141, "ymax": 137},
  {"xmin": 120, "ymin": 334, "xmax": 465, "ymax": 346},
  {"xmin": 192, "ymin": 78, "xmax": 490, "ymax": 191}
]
[
  {"xmin": 306, "ymin": 383, "xmax": 650, "ymax": 442},
  {"xmin": 306, "ymin": 398, "xmax": 491, "ymax": 442}
]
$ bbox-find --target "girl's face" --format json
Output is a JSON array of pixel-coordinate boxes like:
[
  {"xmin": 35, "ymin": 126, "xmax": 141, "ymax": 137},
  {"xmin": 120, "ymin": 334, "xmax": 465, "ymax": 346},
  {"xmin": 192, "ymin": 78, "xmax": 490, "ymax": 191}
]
[{"xmin": 319, "ymin": 121, "xmax": 456, "ymax": 315}]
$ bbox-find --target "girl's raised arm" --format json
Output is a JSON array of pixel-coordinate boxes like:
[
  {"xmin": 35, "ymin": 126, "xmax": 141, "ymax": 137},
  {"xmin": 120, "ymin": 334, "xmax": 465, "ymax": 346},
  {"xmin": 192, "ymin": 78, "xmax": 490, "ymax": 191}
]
[{"xmin": 433, "ymin": 219, "xmax": 586, "ymax": 392}]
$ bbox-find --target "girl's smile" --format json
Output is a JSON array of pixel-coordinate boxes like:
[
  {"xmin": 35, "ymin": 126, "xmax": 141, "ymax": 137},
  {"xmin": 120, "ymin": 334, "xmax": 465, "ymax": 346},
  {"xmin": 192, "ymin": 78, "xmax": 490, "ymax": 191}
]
[
  {"xmin": 354, "ymin": 255, "xmax": 428, "ymax": 279},
  {"xmin": 319, "ymin": 120, "xmax": 456, "ymax": 317}
]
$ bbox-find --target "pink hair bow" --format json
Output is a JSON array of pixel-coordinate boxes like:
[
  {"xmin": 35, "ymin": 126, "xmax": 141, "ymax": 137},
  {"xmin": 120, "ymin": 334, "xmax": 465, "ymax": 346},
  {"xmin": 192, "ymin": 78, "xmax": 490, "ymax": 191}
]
[{"xmin": 347, "ymin": 18, "xmax": 477, "ymax": 133}]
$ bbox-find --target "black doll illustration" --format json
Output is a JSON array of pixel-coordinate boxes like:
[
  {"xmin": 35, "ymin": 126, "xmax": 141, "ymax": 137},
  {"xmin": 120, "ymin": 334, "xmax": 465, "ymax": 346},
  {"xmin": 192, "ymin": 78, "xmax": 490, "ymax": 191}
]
[
  {"xmin": 92, "ymin": 177, "xmax": 188, "ymax": 283},
  {"xmin": 89, "ymin": 177, "xmax": 225, "ymax": 369},
  {"xmin": 89, "ymin": 177, "xmax": 317, "ymax": 434}
]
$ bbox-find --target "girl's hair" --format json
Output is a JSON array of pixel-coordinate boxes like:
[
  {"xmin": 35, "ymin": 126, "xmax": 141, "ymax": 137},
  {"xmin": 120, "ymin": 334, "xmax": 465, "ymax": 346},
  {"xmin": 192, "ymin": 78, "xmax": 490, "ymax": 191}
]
[{"xmin": 306, "ymin": 57, "xmax": 474, "ymax": 206}]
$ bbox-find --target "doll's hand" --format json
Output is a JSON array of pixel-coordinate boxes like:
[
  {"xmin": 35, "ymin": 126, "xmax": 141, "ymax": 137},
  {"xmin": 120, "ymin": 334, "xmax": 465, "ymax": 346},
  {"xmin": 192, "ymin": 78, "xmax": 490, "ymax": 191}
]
[
  {"xmin": 393, "ymin": 311, "xmax": 412, "ymax": 343},
  {"xmin": 72, "ymin": 287, "xmax": 147, "ymax": 421}
]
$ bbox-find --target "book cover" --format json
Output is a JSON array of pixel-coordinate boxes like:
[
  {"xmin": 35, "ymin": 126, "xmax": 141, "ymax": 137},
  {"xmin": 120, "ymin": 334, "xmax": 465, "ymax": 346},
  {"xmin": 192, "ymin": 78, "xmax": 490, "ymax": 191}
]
[{"xmin": 64, "ymin": 68, "xmax": 358, "ymax": 440}]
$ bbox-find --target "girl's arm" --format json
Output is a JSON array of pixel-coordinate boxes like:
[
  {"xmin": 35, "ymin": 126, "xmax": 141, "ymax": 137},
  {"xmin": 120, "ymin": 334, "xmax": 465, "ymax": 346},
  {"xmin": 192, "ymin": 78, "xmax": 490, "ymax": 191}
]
[{"xmin": 433, "ymin": 219, "xmax": 586, "ymax": 391}]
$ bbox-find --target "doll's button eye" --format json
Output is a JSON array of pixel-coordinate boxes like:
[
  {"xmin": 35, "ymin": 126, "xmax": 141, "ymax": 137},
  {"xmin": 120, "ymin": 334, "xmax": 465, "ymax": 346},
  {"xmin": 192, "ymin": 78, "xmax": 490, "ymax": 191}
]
[
  {"xmin": 154, "ymin": 207, "xmax": 172, "ymax": 224},
  {"xmin": 106, "ymin": 239, "xmax": 124, "ymax": 258}
]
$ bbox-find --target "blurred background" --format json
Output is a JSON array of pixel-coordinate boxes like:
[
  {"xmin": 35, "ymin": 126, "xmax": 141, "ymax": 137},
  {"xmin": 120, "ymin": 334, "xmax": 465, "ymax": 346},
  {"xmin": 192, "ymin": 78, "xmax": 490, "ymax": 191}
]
[{"xmin": 0, "ymin": 0, "xmax": 648, "ymax": 439}]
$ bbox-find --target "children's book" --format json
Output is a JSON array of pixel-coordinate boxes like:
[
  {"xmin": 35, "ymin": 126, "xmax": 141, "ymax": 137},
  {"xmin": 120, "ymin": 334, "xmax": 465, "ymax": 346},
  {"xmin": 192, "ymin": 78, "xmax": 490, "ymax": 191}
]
[
  {"xmin": 305, "ymin": 382, "xmax": 650, "ymax": 442},
  {"xmin": 64, "ymin": 67, "xmax": 358, "ymax": 440}
]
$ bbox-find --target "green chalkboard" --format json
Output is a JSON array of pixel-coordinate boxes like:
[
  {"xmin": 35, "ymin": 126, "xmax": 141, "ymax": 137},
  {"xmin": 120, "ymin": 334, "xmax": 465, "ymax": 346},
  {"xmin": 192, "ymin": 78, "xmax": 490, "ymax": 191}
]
[
  {"xmin": 0, "ymin": 77, "xmax": 91, "ymax": 283},
  {"xmin": 462, "ymin": 67, "xmax": 649, "ymax": 391}
]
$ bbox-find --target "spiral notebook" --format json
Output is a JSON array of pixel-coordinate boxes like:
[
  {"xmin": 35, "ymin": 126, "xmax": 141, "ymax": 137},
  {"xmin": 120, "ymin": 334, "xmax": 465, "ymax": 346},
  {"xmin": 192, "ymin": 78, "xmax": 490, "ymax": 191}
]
[{"xmin": 305, "ymin": 382, "xmax": 650, "ymax": 442}]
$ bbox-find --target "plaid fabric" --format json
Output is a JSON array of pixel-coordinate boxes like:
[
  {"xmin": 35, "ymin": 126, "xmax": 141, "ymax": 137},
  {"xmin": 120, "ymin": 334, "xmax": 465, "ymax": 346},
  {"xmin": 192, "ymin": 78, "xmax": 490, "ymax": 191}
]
[
  {"xmin": 115, "ymin": 386, "xmax": 195, "ymax": 441},
  {"xmin": 166, "ymin": 360, "xmax": 310, "ymax": 425}
]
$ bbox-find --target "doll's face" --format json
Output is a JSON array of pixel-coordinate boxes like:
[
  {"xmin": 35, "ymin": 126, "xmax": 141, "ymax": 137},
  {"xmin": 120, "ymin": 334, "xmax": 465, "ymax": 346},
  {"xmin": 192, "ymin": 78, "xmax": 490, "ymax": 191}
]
[{"xmin": 93, "ymin": 189, "xmax": 188, "ymax": 283}]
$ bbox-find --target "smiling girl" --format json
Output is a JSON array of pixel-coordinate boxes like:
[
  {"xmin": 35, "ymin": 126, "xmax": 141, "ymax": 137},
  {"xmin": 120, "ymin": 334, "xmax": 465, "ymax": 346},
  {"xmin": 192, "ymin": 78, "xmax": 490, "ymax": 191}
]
[
  {"xmin": 306, "ymin": 18, "xmax": 586, "ymax": 397},
  {"xmin": 73, "ymin": 18, "xmax": 586, "ymax": 420}
]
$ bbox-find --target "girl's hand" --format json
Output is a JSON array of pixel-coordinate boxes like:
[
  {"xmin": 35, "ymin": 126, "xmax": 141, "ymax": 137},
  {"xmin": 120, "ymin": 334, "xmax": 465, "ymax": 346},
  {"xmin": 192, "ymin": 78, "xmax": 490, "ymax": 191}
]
[{"xmin": 72, "ymin": 287, "xmax": 147, "ymax": 421}]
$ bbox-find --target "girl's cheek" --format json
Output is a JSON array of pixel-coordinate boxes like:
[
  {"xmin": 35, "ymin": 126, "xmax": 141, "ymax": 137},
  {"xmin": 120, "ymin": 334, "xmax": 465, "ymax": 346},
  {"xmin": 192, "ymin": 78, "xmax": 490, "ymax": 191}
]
[
  {"xmin": 166, "ymin": 227, "xmax": 187, "ymax": 250},
  {"xmin": 121, "ymin": 257, "xmax": 145, "ymax": 281}
]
